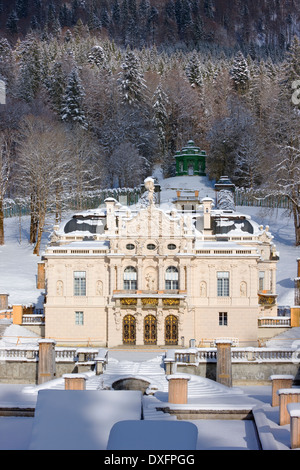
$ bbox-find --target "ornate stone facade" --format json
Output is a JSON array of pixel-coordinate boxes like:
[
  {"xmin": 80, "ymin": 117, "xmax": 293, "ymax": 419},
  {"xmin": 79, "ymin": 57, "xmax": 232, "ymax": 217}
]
[{"xmin": 43, "ymin": 177, "xmax": 279, "ymax": 348}]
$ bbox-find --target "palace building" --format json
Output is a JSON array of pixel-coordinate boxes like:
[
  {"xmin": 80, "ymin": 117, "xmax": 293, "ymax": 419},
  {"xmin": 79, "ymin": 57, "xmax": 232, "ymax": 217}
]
[{"xmin": 41, "ymin": 173, "xmax": 280, "ymax": 348}]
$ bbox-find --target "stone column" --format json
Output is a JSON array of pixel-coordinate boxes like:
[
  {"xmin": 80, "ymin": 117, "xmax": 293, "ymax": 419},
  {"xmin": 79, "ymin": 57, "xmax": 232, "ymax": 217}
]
[
  {"xmin": 270, "ymin": 375, "xmax": 294, "ymax": 407},
  {"xmin": 278, "ymin": 389, "xmax": 300, "ymax": 425},
  {"xmin": 37, "ymin": 262, "xmax": 45, "ymax": 289},
  {"xmin": 63, "ymin": 374, "xmax": 87, "ymax": 390},
  {"xmin": 38, "ymin": 339, "xmax": 56, "ymax": 385},
  {"xmin": 288, "ymin": 404, "xmax": 300, "ymax": 449},
  {"xmin": 0, "ymin": 294, "xmax": 8, "ymax": 310},
  {"xmin": 12, "ymin": 305, "xmax": 23, "ymax": 325},
  {"xmin": 216, "ymin": 340, "xmax": 232, "ymax": 387},
  {"xmin": 167, "ymin": 374, "xmax": 190, "ymax": 404}
]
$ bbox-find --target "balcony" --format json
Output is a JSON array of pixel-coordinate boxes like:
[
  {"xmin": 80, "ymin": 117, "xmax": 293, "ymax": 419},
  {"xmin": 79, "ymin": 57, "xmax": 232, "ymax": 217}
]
[
  {"xmin": 258, "ymin": 291, "xmax": 277, "ymax": 307},
  {"xmin": 112, "ymin": 290, "xmax": 186, "ymax": 309},
  {"xmin": 258, "ymin": 317, "xmax": 291, "ymax": 327}
]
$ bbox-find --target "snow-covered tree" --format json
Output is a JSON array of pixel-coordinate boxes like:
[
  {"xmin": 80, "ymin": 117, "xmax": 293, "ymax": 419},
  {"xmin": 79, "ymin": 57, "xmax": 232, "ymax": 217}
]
[
  {"xmin": 16, "ymin": 35, "xmax": 42, "ymax": 102},
  {"xmin": 118, "ymin": 49, "xmax": 147, "ymax": 106},
  {"xmin": 153, "ymin": 83, "xmax": 169, "ymax": 161},
  {"xmin": 273, "ymin": 140, "xmax": 300, "ymax": 245},
  {"xmin": 46, "ymin": 61, "xmax": 67, "ymax": 116},
  {"xmin": 0, "ymin": 132, "xmax": 12, "ymax": 245},
  {"xmin": 88, "ymin": 45, "xmax": 106, "ymax": 69},
  {"xmin": 17, "ymin": 116, "xmax": 73, "ymax": 254},
  {"xmin": 185, "ymin": 52, "xmax": 203, "ymax": 90},
  {"xmin": 230, "ymin": 51, "xmax": 250, "ymax": 95},
  {"xmin": 108, "ymin": 141, "xmax": 150, "ymax": 187},
  {"xmin": 61, "ymin": 67, "xmax": 88, "ymax": 129}
]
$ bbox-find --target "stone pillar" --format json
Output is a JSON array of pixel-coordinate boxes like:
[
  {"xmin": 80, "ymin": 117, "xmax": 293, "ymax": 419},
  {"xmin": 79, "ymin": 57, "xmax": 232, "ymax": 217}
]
[
  {"xmin": 167, "ymin": 374, "xmax": 190, "ymax": 404},
  {"xmin": 38, "ymin": 339, "xmax": 56, "ymax": 385},
  {"xmin": 287, "ymin": 403, "xmax": 300, "ymax": 449},
  {"xmin": 12, "ymin": 305, "xmax": 23, "ymax": 325},
  {"xmin": 37, "ymin": 262, "xmax": 45, "ymax": 289},
  {"xmin": 0, "ymin": 294, "xmax": 8, "ymax": 310},
  {"xmin": 63, "ymin": 374, "xmax": 87, "ymax": 390},
  {"xmin": 278, "ymin": 389, "xmax": 300, "ymax": 426},
  {"xmin": 270, "ymin": 375, "xmax": 294, "ymax": 407},
  {"xmin": 216, "ymin": 340, "xmax": 232, "ymax": 387}
]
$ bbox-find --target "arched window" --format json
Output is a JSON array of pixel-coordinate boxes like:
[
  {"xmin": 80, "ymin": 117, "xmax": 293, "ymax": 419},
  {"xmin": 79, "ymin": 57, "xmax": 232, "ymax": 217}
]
[
  {"xmin": 123, "ymin": 266, "xmax": 137, "ymax": 290},
  {"xmin": 165, "ymin": 266, "xmax": 179, "ymax": 290}
]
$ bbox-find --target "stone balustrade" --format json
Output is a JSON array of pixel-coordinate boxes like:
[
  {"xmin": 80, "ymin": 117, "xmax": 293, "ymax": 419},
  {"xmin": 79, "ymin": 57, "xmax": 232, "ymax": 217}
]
[{"xmin": 172, "ymin": 347, "xmax": 300, "ymax": 364}]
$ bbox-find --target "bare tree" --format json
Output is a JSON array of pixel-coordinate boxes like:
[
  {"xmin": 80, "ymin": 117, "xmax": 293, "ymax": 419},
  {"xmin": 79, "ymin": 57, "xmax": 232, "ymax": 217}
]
[
  {"xmin": 17, "ymin": 115, "xmax": 73, "ymax": 255},
  {"xmin": 0, "ymin": 131, "xmax": 13, "ymax": 245}
]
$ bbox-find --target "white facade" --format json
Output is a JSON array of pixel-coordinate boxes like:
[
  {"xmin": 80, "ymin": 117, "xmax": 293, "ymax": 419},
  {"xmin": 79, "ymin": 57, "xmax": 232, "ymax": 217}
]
[{"xmin": 43, "ymin": 177, "xmax": 279, "ymax": 348}]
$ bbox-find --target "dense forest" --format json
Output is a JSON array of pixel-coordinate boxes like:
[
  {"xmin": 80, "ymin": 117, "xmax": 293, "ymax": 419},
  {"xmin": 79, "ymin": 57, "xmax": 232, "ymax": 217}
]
[{"xmin": 0, "ymin": 0, "xmax": 299, "ymax": 252}]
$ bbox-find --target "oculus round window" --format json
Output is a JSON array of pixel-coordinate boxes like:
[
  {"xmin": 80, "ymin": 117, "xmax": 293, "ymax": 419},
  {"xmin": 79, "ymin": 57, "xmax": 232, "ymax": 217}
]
[
  {"xmin": 146, "ymin": 243, "xmax": 156, "ymax": 250},
  {"xmin": 167, "ymin": 244, "xmax": 176, "ymax": 250},
  {"xmin": 126, "ymin": 243, "xmax": 135, "ymax": 250}
]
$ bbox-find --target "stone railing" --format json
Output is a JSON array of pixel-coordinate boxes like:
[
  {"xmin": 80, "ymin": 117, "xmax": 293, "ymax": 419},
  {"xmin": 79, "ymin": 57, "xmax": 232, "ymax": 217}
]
[
  {"xmin": 258, "ymin": 317, "xmax": 291, "ymax": 327},
  {"xmin": 169, "ymin": 347, "xmax": 300, "ymax": 365},
  {"xmin": 0, "ymin": 345, "xmax": 106, "ymax": 364},
  {"xmin": 22, "ymin": 314, "xmax": 45, "ymax": 325}
]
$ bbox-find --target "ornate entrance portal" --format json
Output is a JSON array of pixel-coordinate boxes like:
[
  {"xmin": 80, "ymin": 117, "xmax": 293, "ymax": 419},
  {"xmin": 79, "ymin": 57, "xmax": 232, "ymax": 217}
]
[
  {"xmin": 123, "ymin": 315, "xmax": 136, "ymax": 344},
  {"xmin": 165, "ymin": 315, "xmax": 178, "ymax": 345},
  {"xmin": 144, "ymin": 315, "xmax": 157, "ymax": 345}
]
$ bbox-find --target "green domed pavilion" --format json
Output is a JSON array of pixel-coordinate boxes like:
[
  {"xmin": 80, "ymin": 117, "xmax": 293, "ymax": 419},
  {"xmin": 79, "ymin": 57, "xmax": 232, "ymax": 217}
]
[{"xmin": 175, "ymin": 140, "xmax": 207, "ymax": 176}]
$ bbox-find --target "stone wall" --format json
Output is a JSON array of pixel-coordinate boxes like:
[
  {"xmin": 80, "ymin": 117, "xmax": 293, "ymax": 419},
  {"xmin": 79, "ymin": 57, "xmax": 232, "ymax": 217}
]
[{"xmin": 177, "ymin": 362, "xmax": 300, "ymax": 386}]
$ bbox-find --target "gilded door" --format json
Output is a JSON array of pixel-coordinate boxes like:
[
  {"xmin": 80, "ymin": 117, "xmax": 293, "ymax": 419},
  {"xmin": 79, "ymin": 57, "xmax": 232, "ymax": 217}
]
[
  {"xmin": 144, "ymin": 315, "xmax": 157, "ymax": 345},
  {"xmin": 165, "ymin": 315, "xmax": 178, "ymax": 345},
  {"xmin": 123, "ymin": 315, "xmax": 136, "ymax": 344}
]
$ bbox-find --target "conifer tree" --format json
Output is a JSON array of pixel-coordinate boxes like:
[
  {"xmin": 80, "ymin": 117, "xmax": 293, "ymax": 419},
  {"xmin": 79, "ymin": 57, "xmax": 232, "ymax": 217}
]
[
  {"xmin": 118, "ymin": 49, "xmax": 147, "ymax": 106},
  {"xmin": 16, "ymin": 35, "xmax": 42, "ymax": 102},
  {"xmin": 6, "ymin": 10, "xmax": 19, "ymax": 35},
  {"xmin": 185, "ymin": 52, "xmax": 204, "ymax": 90},
  {"xmin": 46, "ymin": 61, "xmax": 67, "ymax": 116},
  {"xmin": 153, "ymin": 83, "xmax": 169, "ymax": 161},
  {"xmin": 61, "ymin": 67, "xmax": 88, "ymax": 129},
  {"xmin": 230, "ymin": 51, "xmax": 250, "ymax": 95},
  {"xmin": 284, "ymin": 35, "xmax": 300, "ymax": 95}
]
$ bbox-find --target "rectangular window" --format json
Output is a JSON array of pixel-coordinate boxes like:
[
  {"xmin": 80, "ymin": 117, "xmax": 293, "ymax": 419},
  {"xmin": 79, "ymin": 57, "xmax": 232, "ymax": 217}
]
[
  {"xmin": 259, "ymin": 271, "xmax": 265, "ymax": 291},
  {"xmin": 217, "ymin": 272, "xmax": 229, "ymax": 297},
  {"xmin": 75, "ymin": 311, "xmax": 84, "ymax": 325},
  {"xmin": 74, "ymin": 271, "xmax": 86, "ymax": 296},
  {"xmin": 219, "ymin": 312, "xmax": 228, "ymax": 326}
]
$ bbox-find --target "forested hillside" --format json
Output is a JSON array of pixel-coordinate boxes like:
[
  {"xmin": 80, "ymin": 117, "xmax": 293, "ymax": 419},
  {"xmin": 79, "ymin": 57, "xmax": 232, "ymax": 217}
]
[
  {"xmin": 1, "ymin": 0, "xmax": 300, "ymax": 53},
  {"xmin": 0, "ymin": 0, "xmax": 299, "ymax": 252}
]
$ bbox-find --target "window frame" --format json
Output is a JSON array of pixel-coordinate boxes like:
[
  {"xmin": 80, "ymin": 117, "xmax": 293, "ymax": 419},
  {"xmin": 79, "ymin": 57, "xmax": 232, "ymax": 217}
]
[
  {"xmin": 123, "ymin": 266, "xmax": 137, "ymax": 290},
  {"xmin": 219, "ymin": 312, "xmax": 228, "ymax": 326},
  {"xmin": 74, "ymin": 271, "xmax": 86, "ymax": 296},
  {"xmin": 165, "ymin": 266, "xmax": 179, "ymax": 290},
  {"xmin": 217, "ymin": 271, "xmax": 229, "ymax": 297},
  {"xmin": 259, "ymin": 271, "xmax": 265, "ymax": 291},
  {"xmin": 75, "ymin": 311, "xmax": 84, "ymax": 325}
]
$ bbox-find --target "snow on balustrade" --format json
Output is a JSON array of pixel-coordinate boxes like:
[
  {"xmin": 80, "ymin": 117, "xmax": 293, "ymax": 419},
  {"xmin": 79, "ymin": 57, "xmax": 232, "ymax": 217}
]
[{"xmin": 173, "ymin": 347, "xmax": 300, "ymax": 364}]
